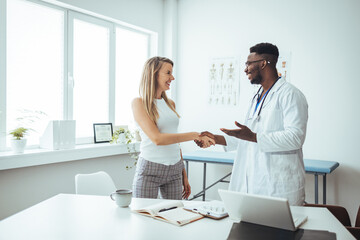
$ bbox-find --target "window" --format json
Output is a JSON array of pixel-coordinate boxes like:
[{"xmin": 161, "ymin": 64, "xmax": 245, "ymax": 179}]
[
  {"xmin": 0, "ymin": 0, "xmax": 154, "ymax": 150},
  {"xmin": 115, "ymin": 27, "xmax": 149, "ymax": 126},
  {"xmin": 6, "ymin": 0, "xmax": 64, "ymax": 146},
  {"xmin": 71, "ymin": 15, "xmax": 111, "ymax": 138}
]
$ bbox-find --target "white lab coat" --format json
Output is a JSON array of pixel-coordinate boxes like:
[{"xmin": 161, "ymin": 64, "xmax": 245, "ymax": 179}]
[{"xmin": 224, "ymin": 78, "xmax": 308, "ymax": 206}]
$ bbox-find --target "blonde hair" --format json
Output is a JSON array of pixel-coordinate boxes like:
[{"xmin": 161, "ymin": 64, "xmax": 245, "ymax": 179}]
[{"xmin": 139, "ymin": 56, "xmax": 180, "ymax": 124}]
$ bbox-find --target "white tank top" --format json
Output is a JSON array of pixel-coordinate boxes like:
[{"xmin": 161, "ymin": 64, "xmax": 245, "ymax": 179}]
[{"xmin": 138, "ymin": 98, "xmax": 181, "ymax": 165}]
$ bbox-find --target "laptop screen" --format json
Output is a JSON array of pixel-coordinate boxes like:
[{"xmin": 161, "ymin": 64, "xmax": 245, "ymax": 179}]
[{"xmin": 218, "ymin": 189, "xmax": 307, "ymax": 231}]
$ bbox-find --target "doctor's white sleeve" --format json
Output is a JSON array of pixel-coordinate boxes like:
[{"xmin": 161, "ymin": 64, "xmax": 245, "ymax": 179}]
[
  {"xmin": 257, "ymin": 89, "xmax": 308, "ymax": 153},
  {"xmin": 222, "ymin": 135, "xmax": 239, "ymax": 152}
]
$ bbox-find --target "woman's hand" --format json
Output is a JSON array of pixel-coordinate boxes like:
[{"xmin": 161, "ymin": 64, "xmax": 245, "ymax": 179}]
[{"xmin": 182, "ymin": 170, "xmax": 191, "ymax": 199}]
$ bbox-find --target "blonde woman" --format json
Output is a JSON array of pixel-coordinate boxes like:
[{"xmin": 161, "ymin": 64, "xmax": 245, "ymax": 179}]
[{"xmin": 132, "ymin": 56, "xmax": 214, "ymax": 200}]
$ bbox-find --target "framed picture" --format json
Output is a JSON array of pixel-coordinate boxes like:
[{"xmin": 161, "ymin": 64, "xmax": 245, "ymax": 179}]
[{"xmin": 93, "ymin": 123, "xmax": 113, "ymax": 143}]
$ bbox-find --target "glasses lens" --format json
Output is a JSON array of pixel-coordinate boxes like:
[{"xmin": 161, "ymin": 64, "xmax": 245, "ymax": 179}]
[{"xmin": 245, "ymin": 59, "xmax": 264, "ymax": 67}]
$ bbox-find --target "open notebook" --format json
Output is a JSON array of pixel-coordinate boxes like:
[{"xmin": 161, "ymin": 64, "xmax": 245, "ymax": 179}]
[
  {"xmin": 218, "ymin": 189, "xmax": 307, "ymax": 231},
  {"xmin": 132, "ymin": 201, "xmax": 203, "ymax": 226}
]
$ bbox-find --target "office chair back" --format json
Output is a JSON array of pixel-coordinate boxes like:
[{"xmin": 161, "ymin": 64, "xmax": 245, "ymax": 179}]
[
  {"xmin": 75, "ymin": 171, "xmax": 117, "ymax": 196},
  {"xmin": 304, "ymin": 203, "xmax": 351, "ymax": 227},
  {"xmin": 356, "ymin": 206, "xmax": 360, "ymax": 227},
  {"xmin": 346, "ymin": 227, "xmax": 360, "ymax": 239}
]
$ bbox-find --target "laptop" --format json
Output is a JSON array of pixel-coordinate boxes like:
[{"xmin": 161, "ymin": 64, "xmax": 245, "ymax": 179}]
[{"xmin": 218, "ymin": 189, "xmax": 307, "ymax": 231}]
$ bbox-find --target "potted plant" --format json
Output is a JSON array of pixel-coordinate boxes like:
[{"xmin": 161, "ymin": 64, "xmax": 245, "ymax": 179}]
[
  {"xmin": 9, "ymin": 127, "xmax": 28, "ymax": 153},
  {"xmin": 111, "ymin": 127, "xmax": 139, "ymax": 169},
  {"xmin": 111, "ymin": 128, "xmax": 127, "ymax": 144}
]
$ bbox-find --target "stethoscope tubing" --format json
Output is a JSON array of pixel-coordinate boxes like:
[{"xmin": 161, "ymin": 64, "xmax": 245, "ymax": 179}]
[{"xmin": 251, "ymin": 77, "xmax": 280, "ymax": 119}]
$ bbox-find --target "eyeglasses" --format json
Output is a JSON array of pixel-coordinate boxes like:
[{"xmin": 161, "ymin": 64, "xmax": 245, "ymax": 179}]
[{"xmin": 245, "ymin": 59, "xmax": 265, "ymax": 67}]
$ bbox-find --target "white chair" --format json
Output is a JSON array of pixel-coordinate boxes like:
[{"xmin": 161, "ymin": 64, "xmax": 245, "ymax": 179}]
[{"xmin": 75, "ymin": 171, "xmax": 117, "ymax": 196}]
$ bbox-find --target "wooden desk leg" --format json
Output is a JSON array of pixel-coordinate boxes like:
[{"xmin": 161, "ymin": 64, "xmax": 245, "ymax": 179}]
[
  {"xmin": 315, "ymin": 173, "xmax": 318, "ymax": 204},
  {"xmin": 323, "ymin": 174, "xmax": 327, "ymax": 204},
  {"xmin": 203, "ymin": 163, "xmax": 207, "ymax": 201}
]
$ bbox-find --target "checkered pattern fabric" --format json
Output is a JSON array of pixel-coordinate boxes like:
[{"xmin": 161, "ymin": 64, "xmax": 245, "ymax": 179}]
[{"xmin": 132, "ymin": 157, "xmax": 183, "ymax": 200}]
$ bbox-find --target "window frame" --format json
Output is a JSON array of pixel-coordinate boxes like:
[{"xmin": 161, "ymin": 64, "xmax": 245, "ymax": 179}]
[
  {"xmin": 0, "ymin": 0, "xmax": 157, "ymax": 150},
  {"xmin": 68, "ymin": 11, "xmax": 114, "ymax": 144},
  {"xmin": 0, "ymin": 0, "xmax": 7, "ymax": 151}
]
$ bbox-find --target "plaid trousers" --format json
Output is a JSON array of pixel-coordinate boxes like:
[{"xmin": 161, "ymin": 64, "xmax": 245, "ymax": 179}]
[{"xmin": 132, "ymin": 157, "xmax": 184, "ymax": 200}]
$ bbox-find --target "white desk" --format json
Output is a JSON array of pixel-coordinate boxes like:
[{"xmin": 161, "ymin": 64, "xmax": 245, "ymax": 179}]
[{"xmin": 0, "ymin": 194, "xmax": 355, "ymax": 240}]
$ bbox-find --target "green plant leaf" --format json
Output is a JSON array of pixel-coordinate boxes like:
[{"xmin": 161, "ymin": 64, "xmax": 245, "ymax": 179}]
[{"xmin": 9, "ymin": 127, "xmax": 28, "ymax": 140}]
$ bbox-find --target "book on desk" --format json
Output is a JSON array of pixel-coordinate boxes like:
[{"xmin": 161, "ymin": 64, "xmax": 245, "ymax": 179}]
[
  {"xmin": 132, "ymin": 201, "xmax": 204, "ymax": 226},
  {"xmin": 183, "ymin": 200, "xmax": 229, "ymax": 220}
]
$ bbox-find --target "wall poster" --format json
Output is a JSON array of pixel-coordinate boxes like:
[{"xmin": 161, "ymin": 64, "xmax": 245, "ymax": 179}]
[
  {"xmin": 277, "ymin": 51, "xmax": 291, "ymax": 82},
  {"xmin": 208, "ymin": 57, "xmax": 240, "ymax": 106}
]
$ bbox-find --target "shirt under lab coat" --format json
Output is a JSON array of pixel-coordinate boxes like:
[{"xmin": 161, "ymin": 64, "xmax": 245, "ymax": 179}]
[{"xmin": 224, "ymin": 78, "xmax": 308, "ymax": 206}]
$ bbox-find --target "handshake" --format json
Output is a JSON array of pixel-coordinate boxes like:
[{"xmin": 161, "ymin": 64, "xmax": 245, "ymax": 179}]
[
  {"xmin": 194, "ymin": 131, "xmax": 216, "ymax": 148},
  {"xmin": 193, "ymin": 122, "xmax": 256, "ymax": 148}
]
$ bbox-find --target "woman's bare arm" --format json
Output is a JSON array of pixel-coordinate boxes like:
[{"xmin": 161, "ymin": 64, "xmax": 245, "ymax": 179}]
[{"xmin": 132, "ymin": 98, "xmax": 214, "ymax": 146}]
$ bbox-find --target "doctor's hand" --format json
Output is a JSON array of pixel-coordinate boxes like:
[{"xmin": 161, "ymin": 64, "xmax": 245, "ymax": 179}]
[{"xmin": 220, "ymin": 121, "xmax": 257, "ymax": 143}]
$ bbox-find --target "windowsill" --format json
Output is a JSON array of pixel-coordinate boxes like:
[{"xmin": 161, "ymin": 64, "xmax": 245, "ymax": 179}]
[{"xmin": 0, "ymin": 142, "xmax": 140, "ymax": 171}]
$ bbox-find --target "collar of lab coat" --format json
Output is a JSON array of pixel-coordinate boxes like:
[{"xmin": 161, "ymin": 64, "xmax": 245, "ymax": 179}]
[
  {"xmin": 260, "ymin": 77, "xmax": 286, "ymax": 108},
  {"xmin": 270, "ymin": 77, "xmax": 286, "ymax": 93}
]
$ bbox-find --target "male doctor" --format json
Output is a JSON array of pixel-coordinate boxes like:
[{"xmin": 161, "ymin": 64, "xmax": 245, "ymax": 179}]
[{"xmin": 197, "ymin": 43, "xmax": 308, "ymax": 206}]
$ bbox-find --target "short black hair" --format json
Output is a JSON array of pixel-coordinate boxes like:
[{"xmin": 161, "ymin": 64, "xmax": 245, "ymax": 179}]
[{"xmin": 250, "ymin": 43, "xmax": 279, "ymax": 58}]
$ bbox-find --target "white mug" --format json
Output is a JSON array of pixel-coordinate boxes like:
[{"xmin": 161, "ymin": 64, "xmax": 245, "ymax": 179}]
[{"xmin": 110, "ymin": 189, "xmax": 132, "ymax": 207}]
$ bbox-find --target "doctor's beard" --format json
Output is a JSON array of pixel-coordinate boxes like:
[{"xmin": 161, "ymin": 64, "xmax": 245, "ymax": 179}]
[
  {"xmin": 250, "ymin": 65, "xmax": 262, "ymax": 85},
  {"xmin": 250, "ymin": 74, "xmax": 262, "ymax": 85}
]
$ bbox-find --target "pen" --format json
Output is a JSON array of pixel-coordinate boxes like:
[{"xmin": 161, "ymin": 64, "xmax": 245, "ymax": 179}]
[{"xmin": 159, "ymin": 206, "xmax": 177, "ymax": 212}]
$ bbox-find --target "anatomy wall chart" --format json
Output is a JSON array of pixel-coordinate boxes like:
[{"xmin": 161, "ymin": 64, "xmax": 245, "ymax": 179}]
[{"xmin": 208, "ymin": 57, "xmax": 240, "ymax": 106}]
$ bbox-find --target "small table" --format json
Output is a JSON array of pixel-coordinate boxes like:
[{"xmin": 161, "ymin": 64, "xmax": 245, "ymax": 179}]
[
  {"xmin": 304, "ymin": 159, "xmax": 339, "ymax": 204},
  {"xmin": 183, "ymin": 151, "xmax": 339, "ymax": 204}
]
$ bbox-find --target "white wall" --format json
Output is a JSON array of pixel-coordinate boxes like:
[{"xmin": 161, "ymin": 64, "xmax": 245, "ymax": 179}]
[{"xmin": 176, "ymin": 0, "xmax": 360, "ymax": 225}]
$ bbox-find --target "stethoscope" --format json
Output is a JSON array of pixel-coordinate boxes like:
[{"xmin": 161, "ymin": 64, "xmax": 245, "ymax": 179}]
[{"xmin": 249, "ymin": 77, "xmax": 281, "ymax": 121}]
